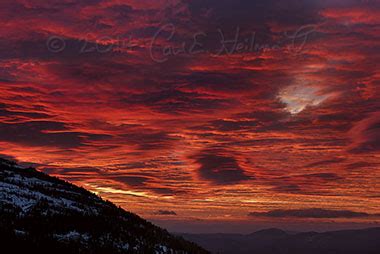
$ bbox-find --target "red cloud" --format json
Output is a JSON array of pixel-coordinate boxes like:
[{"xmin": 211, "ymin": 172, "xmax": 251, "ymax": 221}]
[{"xmin": 0, "ymin": 0, "xmax": 379, "ymax": 228}]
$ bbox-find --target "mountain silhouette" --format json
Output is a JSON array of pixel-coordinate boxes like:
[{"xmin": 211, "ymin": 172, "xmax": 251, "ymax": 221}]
[
  {"xmin": 0, "ymin": 158, "xmax": 209, "ymax": 254},
  {"xmin": 181, "ymin": 227, "xmax": 380, "ymax": 254}
]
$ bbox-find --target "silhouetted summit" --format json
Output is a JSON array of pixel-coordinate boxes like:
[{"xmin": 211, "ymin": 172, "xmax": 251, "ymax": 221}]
[
  {"xmin": 0, "ymin": 158, "xmax": 209, "ymax": 254},
  {"xmin": 248, "ymin": 228, "xmax": 288, "ymax": 238}
]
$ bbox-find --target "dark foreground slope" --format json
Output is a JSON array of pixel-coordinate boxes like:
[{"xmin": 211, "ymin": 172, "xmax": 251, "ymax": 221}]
[
  {"xmin": 0, "ymin": 158, "xmax": 209, "ymax": 254},
  {"xmin": 181, "ymin": 227, "xmax": 380, "ymax": 254}
]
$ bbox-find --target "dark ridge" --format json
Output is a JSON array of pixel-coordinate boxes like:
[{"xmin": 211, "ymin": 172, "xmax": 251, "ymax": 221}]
[
  {"xmin": 248, "ymin": 228, "xmax": 288, "ymax": 237},
  {"xmin": 181, "ymin": 228, "xmax": 380, "ymax": 254},
  {"xmin": 0, "ymin": 157, "xmax": 209, "ymax": 254}
]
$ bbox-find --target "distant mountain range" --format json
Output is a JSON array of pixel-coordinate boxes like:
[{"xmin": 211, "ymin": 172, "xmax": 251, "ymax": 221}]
[
  {"xmin": 0, "ymin": 158, "xmax": 209, "ymax": 254},
  {"xmin": 180, "ymin": 227, "xmax": 380, "ymax": 254}
]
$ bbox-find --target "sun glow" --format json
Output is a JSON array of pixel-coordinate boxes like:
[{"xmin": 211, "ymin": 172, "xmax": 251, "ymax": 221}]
[{"xmin": 278, "ymin": 84, "xmax": 331, "ymax": 115}]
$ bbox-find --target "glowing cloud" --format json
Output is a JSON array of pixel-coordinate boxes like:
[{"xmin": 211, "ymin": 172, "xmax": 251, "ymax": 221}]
[{"xmin": 278, "ymin": 84, "xmax": 331, "ymax": 115}]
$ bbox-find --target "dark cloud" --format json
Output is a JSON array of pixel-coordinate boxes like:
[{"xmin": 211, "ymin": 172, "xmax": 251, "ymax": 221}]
[
  {"xmin": 349, "ymin": 112, "xmax": 380, "ymax": 153},
  {"xmin": 42, "ymin": 166, "xmax": 101, "ymax": 175},
  {"xmin": 183, "ymin": 71, "xmax": 255, "ymax": 93},
  {"xmin": 0, "ymin": 29, "xmax": 123, "ymax": 63},
  {"xmin": 209, "ymin": 119, "xmax": 257, "ymax": 132},
  {"xmin": 193, "ymin": 149, "xmax": 252, "ymax": 185},
  {"xmin": 346, "ymin": 162, "xmax": 378, "ymax": 170},
  {"xmin": 317, "ymin": 112, "xmax": 356, "ymax": 123},
  {"xmin": 270, "ymin": 173, "xmax": 343, "ymax": 195},
  {"xmin": 0, "ymin": 120, "xmax": 109, "ymax": 148},
  {"xmin": 47, "ymin": 58, "xmax": 140, "ymax": 85},
  {"xmin": 110, "ymin": 161, "xmax": 160, "ymax": 170},
  {"xmin": 0, "ymin": 104, "xmax": 51, "ymax": 120},
  {"xmin": 112, "ymin": 176, "xmax": 149, "ymax": 187},
  {"xmin": 0, "ymin": 121, "xmax": 83, "ymax": 148},
  {"xmin": 248, "ymin": 208, "xmax": 380, "ymax": 219},
  {"xmin": 154, "ymin": 210, "xmax": 177, "ymax": 216},
  {"xmin": 229, "ymin": 138, "xmax": 294, "ymax": 148},
  {"xmin": 125, "ymin": 89, "xmax": 233, "ymax": 114},
  {"xmin": 5, "ymin": 111, "xmax": 51, "ymax": 120},
  {"xmin": 104, "ymin": 4, "xmax": 133, "ymax": 22},
  {"xmin": 148, "ymin": 187, "xmax": 183, "ymax": 196},
  {"xmin": 271, "ymin": 184, "xmax": 301, "ymax": 194},
  {"xmin": 300, "ymin": 173, "xmax": 342, "ymax": 181},
  {"xmin": 121, "ymin": 130, "xmax": 178, "ymax": 150},
  {"xmin": 187, "ymin": 0, "xmax": 323, "ymax": 31},
  {"xmin": 304, "ymin": 158, "xmax": 346, "ymax": 168}
]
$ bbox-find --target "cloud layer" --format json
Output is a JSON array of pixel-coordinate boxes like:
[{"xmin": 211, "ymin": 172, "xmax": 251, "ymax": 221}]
[
  {"xmin": 248, "ymin": 208, "xmax": 380, "ymax": 219},
  {"xmin": 0, "ymin": 0, "xmax": 379, "ymax": 227}
]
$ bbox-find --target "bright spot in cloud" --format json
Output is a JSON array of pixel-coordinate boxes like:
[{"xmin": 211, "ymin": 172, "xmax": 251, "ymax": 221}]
[{"xmin": 278, "ymin": 84, "xmax": 330, "ymax": 115}]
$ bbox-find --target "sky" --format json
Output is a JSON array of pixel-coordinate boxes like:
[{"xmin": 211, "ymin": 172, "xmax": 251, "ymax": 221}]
[{"xmin": 0, "ymin": 0, "xmax": 379, "ymax": 233}]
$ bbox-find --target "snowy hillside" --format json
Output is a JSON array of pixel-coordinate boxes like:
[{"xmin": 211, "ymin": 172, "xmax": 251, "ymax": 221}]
[{"xmin": 0, "ymin": 158, "xmax": 209, "ymax": 254}]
